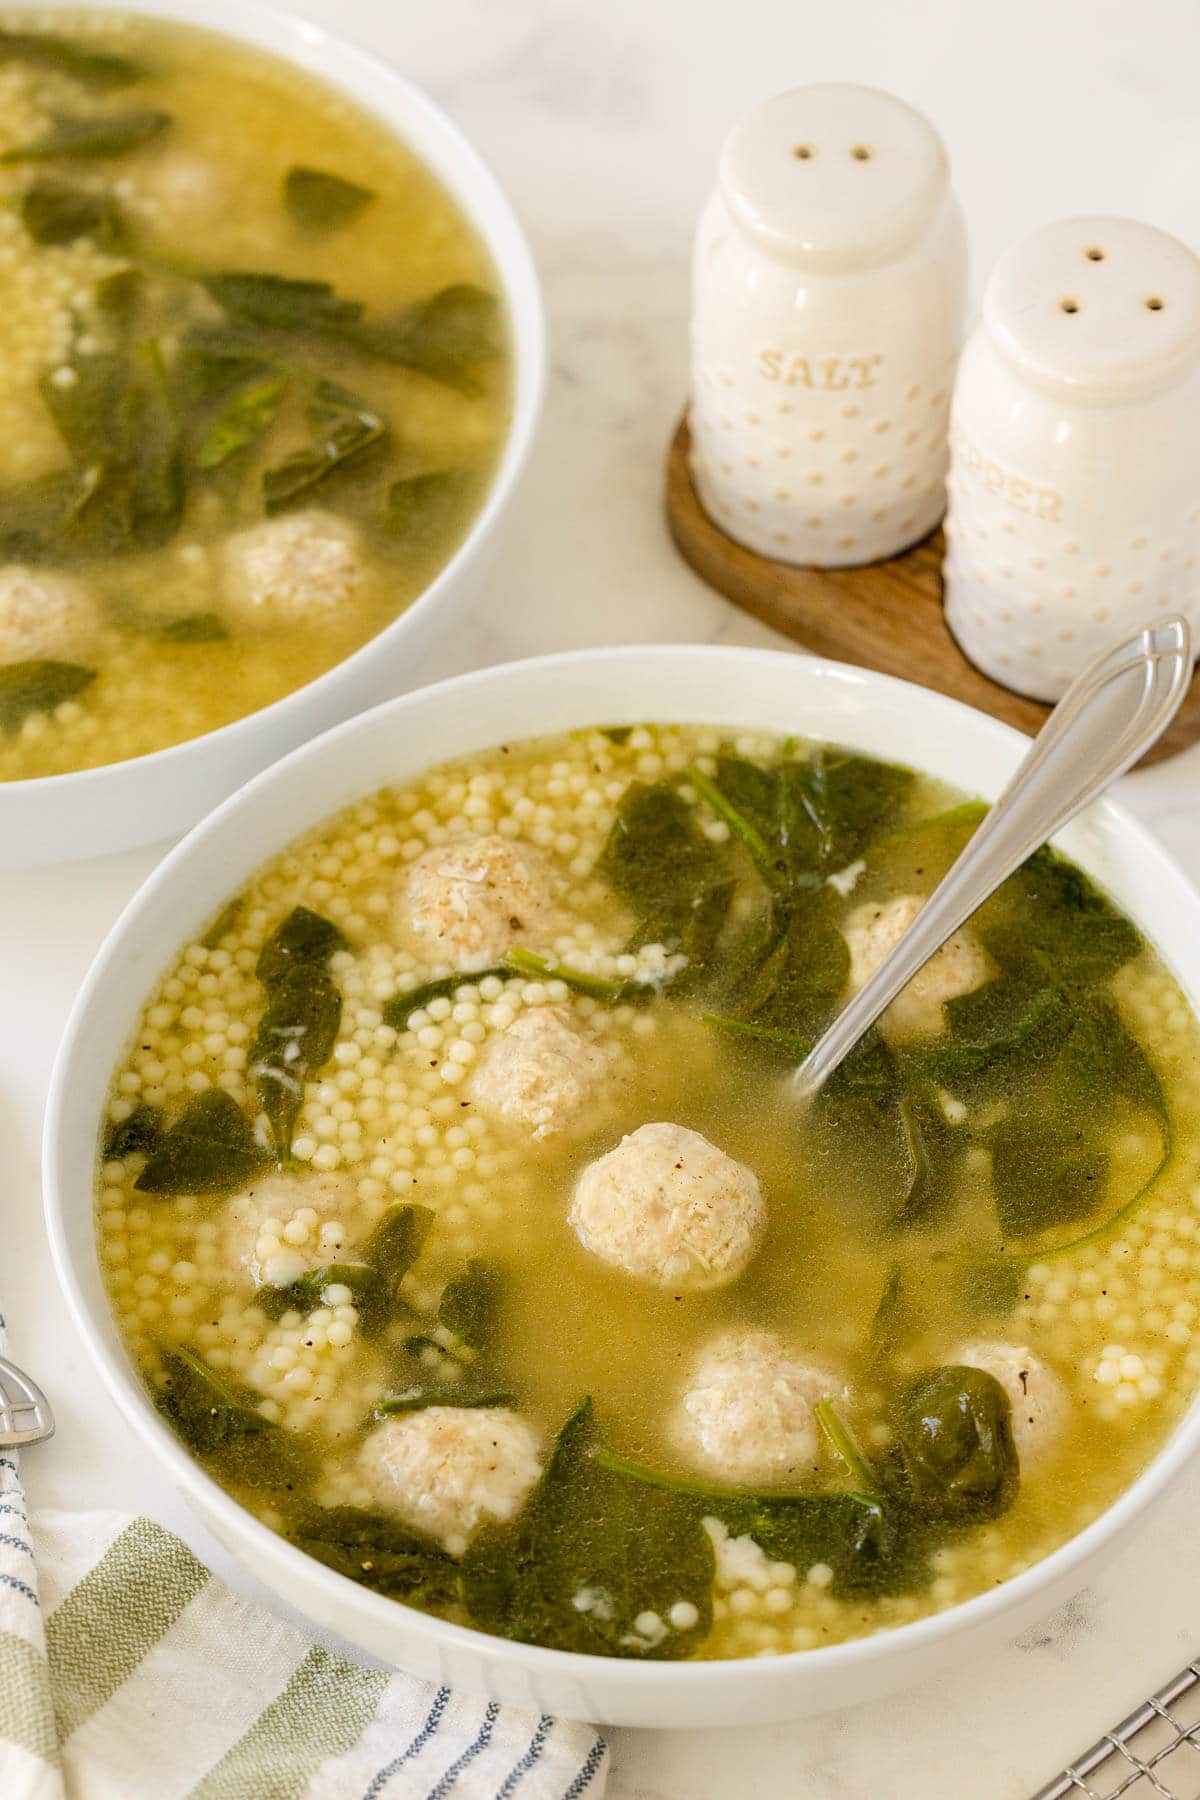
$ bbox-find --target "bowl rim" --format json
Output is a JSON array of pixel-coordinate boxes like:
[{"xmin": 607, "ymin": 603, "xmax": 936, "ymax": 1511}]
[
  {"xmin": 3, "ymin": 0, "xmax": 545, "ymax": 798},
  {"xmin": 43, "ymin": 642, "xmax": 1200, "ymax": 1693}
]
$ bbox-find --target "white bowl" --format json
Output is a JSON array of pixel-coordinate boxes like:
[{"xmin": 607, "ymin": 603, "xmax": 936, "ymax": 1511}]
[
  {"xmin": 44, "ymin": 646, "xmax": 1200, "ymax": 1727},
  {"xmin": 3, "ymin": 0, "xmax": 544, "ymax": 866}
]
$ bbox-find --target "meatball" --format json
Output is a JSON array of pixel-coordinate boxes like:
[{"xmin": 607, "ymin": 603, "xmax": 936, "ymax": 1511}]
[
  {"xmin": 0, "ymin": 563, "xmax": 98, "ymax": 662},
  {"xmin": 954, "ymin": 1340, "xmax": 1068, "ymax": 1465},
  {"xmin": 218, "ymin": 509, "xmax": 370, "ymax": 632},
  {"xmin": 569, "ymin": 1121, "xmax": 765, "ymax": 1289},
  {"xmin": 844, "ymin": 894, "xmax": 991, "ymax": 1040},
  {"xmin": 401, "ymin": 833, "xmax": 555, "ymax": 972},
  {"xmin": 469, "ymin": 1006, "xmax": 607, "ymax": 1137},
  {"xmin": 672, "ymin": 1330, "xmax": 842, "ymax": 1485},
  {"xmin": 353, "ymin": 1407, "xmax": 543, "ymax": 1555},
  {"xmin": 222, "ymin": 1169, "xmax": 355, "ymax": 1289}
]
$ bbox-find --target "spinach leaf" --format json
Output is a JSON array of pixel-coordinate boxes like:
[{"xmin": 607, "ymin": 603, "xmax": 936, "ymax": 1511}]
[
  {"xmin": 40, "ymin": 338, "xmax": 184, "ymax": 552},
  {"xmin": 702, "ymin": 1012, "xmax": 812, "ymax": 1059},
  {"xmin": 156, "ymin": 1343, "xmax": 311, "ymax": 1489},
  {"xmin": 990, "ymin": 1120, "xmax": 1110, "ymax": 1239},
  {"xmin": 670, "ymin": 879, "xmax": 737, "ymax": 993},
  {"xmin": 257, "ymin": 1206, "xmax": 431, "ymax": 1331},
  {"xmin": 797, "ymin": 749, "xmax": 914, "ymax": 869},
  {"xmin": 0, "ymin": 27, "xmax": 144, "ymax": 88},
  {"xmin": 250, "ymin": 964, "xmax": 342, "ymax": 1160},
  {"xmin": 201, "ymin": 271, "xmax": 363, "ymax": 334},
  {"xmin": 102, "ymin": 1102, "xmax": 163, "ymax": 1161},
  {"xmin": 688, "ymin": 762, "xmax": 783, "ymax": 891},
  {"xmin": 866, "ymin": 1264, "xmax": 910, "ymax": 1371},
  {"xmin": 135, "ymin": 1089, "xmax": 270, "ymax": 1195},
  {"xmin": 283, "ymin": 165, "xmax": 374, "ymax": 232},
  {"xmin": 926, "ymin": 973, "xmax": 1074, "ymax": 1099},
  {"xmin": 1052, "ymin": 998, "xmax": 1165, "ymax": 1124},
  {"xmin": 117, "ymin": 606, "xmax": 228, "ymax": 643},
  {"xmin": 892, "ymin": 1365, "xmax": 1019, "ymax": 1524},
  {"xmin": 257, "ymin": 1260, "xmax": 385, "ymax": 1329},
  {"xmin": 599, "ymin": 780, "xmax": 726, "ymax": 950},
  {"xmin": 439, "ymin": 1260, "xmax": 502, "ymax": 1350},
  {"xmin": 363, "ymin": 1202, "xmax": 434, "ymax": 1292},
  {"xmin": 154, "ymin": 611, "xmax": 228, "ymax": 643},
  {"xmin": 0, "ymin": 469, "xmax": 80, "ymax": 560},
  {"xmin": 382, "ymin": 967, "xmax": 512, "ymax": 1029},
  {"xmin": 156, "ymin": 1342, "xmax": 269, "ymax": 1451},
  {"xmin": 721, "ymin": 1488, "xmax": 919, "ymax": 1598},
  {"xmin": 593, "ymin": 1440, "xmax": 925, "ymax": 1601},
  {"xmin": 201, "ymin": 895, "xmax": 244, "ymax": 949},
  {"xmin": 998, "ymin": 848, "xmax": 1143, "ymax": 991},
  {"xmin": 809, "ymin": 1037, "xmax": 963, "ymax": 1233},
  {"xmin": 601, "ymin": 725, "xmax": 633, "ymax": 745},
  {"xmin": 0, "ymin": 659, "xmax": 95, "ymax": 731},
  {"xmin": 288, "ymin": 1505, "xmax": 459, "ymax": 1605},
  {"xmin": 382, "ymin": 470, "xmax": 469, "ymax": 544},
  {"xmin": 256, "ymin": 904, "xmax": 348, "ymax": 988},
  {"xmin": 720, "ymin": 889, "xmax": 850, "ymax": 1044},
  {"xmin": 175, "ymin": 327, "xmax": 277, "ymax": 408},
  {"xmin": 262, "ymin": 381, "xmax": 385, "ymax": 513},
  {"xmin": 20, "ymin": 179, "xmax": 126, "ymax": 245},
  {"xmin": 374, "ymin": 1386, "xmax": 515, "ymax": 1417},
  {"xmin": 894, "ymin": 1089, "xmax": 963, "ymax": 1229},
  {"xmin": 196, "ymin": 371, "xmax": 288, "ymax": 470},
  {"xmin": 503, "ymin": 946, "xmax": 656, "ymax": 1004},
  {"xmin": 2, "ymin": 109, "xmax": 170, "ymax": 161},
  {"xmin": 94, "ymin": 264, "xmax": 145, "ymax": 325},
  {"xmin": 460, "ymin": 1399, "xmax": 714, "ymax": 1658},
  {"xmin": 350, "ymin": 284, "xmax": 501, "ymax": 391}
]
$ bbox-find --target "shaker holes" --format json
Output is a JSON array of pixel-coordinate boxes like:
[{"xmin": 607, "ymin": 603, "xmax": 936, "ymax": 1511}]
[
  {"xmin": 851, "ymin": 144, "xmax": 873, "ymax": 160},
  {"xmin": 1147, "ymin": 296, "xmax": 1166, "ymax": 311},
  {"xmin": 1060, "ymin": 298, "xmax": 1081, "ymax": 314},
  {"xmin": 1085, "ymin": 247, "xmax": 1105, "ymax": 261},
  {"xmin": 793, "ymin": 144, "xmax": 815, "ymax": 159}
]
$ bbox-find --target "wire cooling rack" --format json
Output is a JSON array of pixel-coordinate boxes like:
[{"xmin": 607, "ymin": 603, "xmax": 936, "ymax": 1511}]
[{"xmin": 1033, "ymin": 1659, "xmax": 1200, "ymax": 1799}]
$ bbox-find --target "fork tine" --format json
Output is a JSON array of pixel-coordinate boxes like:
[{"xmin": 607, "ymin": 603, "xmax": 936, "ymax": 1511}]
[{"xmin": 0, "ymin": 1354, "xmax": 55, "ymax": 1447}]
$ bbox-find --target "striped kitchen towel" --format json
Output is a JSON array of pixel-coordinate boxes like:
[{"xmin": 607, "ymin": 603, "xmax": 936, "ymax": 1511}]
[{"xmin": 0, "ymin": 1425, "xmax": 609, "ymax": 1798}]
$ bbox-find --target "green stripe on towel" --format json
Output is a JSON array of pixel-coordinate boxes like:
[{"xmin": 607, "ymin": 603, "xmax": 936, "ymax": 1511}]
[
  {"xmin": 45, "ymin": 1517, "xmax": 209, "ymax": 1739},
  {"xmin": 189, "ymin": 1644, "xmax": 389, "ymax": 1800},
  {"xmin": 0, "ymin": 1630, "xmax": 59, "ymax": 1765}
]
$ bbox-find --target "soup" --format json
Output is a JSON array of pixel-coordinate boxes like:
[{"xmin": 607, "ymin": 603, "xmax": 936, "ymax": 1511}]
[
  {"xmin": 94, "ymin": 725, "xmax": 1200, "ymax": 1662},
  {"xmin": 0, "ymin": 9, "xmax": 510, "ymax": 778}
]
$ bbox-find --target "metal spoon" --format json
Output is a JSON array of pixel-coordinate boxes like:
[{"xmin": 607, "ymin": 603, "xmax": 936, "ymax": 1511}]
[
  {"xmin": 792, "ymin": 615, "xmax": 1193, "ymax": 1103},
  {"xmin": 0, "ymin": 1355, "xmax": 54, "ymax": 1448}
]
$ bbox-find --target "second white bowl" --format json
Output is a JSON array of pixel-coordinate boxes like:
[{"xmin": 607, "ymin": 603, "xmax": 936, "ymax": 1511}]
[{"xmin": 2, "ymin": 0, "xmax": 545, "ymax": 866}]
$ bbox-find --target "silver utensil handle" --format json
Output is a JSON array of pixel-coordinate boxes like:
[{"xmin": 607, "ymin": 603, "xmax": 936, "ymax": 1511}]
[
  {"xmin": 793, "ymin": 616, "xmax": 1193, "ymax": 1102},
  {"xmin": 0, "ymin": 1354, "xmax": 55, "ymax": 1448}
]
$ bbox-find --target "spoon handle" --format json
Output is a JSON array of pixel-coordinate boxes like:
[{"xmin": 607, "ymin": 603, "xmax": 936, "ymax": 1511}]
[{"xmin": 792, "ymin": 615, "xmax": 1193, "ymax": 1102}]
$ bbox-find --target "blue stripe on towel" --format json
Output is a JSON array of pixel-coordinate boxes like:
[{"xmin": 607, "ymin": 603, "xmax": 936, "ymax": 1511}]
[
  {"xmin": 496, "ymin": 1715, "xmax": 553, "ymax": 1797},
  {"xmin": 0, "ymin": 1568, "xmax": 38, "ymax": 1605},
  {"xmin": 424, "ymin": 1700, "xmax": 499, "ymax": 1798},
  {"xmin": 560, "ymin": 1736, "xmax": 608, "ymax": 1799},
  {"xmin": 363, "ymin": 1685, "xmax": 451, "ymax": 1799},
  {"xmin": 0, "ymin": 1532, "xmax": 32, "ymax": 1556}
]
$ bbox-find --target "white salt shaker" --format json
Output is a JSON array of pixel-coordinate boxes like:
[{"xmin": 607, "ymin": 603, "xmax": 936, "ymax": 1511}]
[
  {"xmin": 689, "ymin": 84, "xmax": 966, "ymax": 568},
  {"xmin": 944, "ymin": 216, "xmax": 1200, "ymax": 701}
]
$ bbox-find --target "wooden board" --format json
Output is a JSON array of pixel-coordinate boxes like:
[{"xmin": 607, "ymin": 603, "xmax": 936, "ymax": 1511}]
[{"xmin": 666, "ymin": 416, "xmax": 1200, "ymax": 767}]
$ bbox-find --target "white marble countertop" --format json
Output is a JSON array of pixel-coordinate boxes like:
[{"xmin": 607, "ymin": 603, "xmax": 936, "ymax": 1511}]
[{"xmin": 8, "ymin": 0, "xmax": 1200, "ymax": 1794}]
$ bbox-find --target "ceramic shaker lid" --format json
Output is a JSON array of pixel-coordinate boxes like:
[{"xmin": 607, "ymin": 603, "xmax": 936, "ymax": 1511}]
[
  {"xmin": 984, "ymin": 216, "xmax": 1200, "ymax": 401},
  {"xmin": 718, "ymin": 83, "xmax": 951, "ymax": 271}
]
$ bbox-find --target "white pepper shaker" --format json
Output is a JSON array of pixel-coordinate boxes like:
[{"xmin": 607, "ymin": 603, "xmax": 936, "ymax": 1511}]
[
  {"xmin": 689, "ymin": 83, "xmax": 966, "ymax": 568},
  {"xmin": 944, "ymin": 216, "xmax": 1200, "ymax": 701}
]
